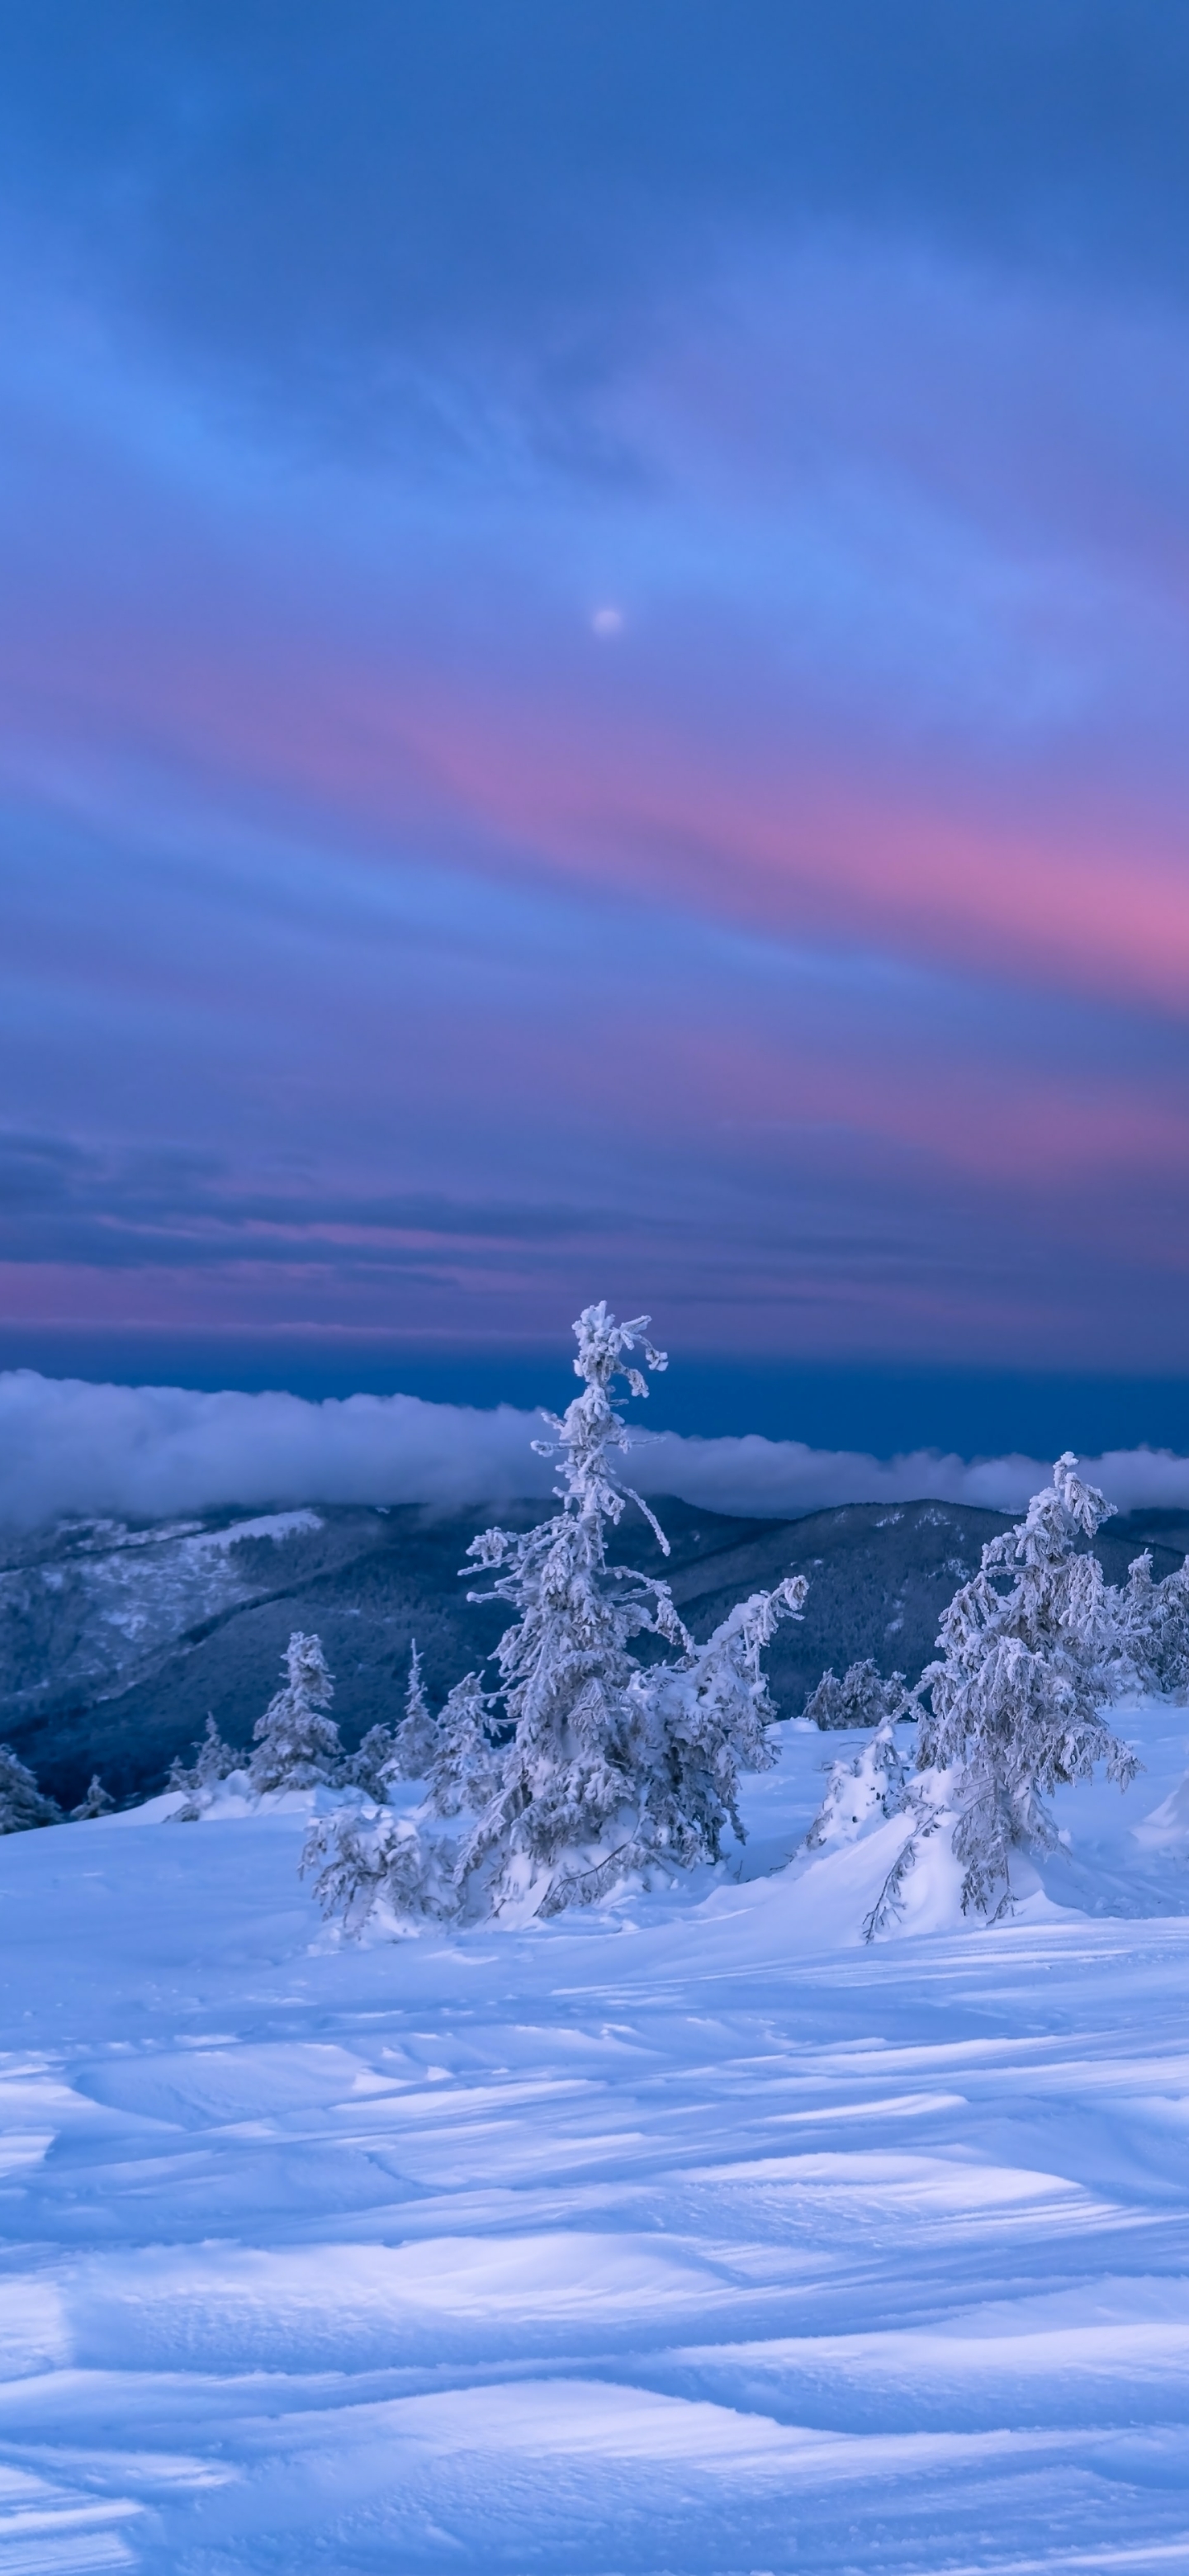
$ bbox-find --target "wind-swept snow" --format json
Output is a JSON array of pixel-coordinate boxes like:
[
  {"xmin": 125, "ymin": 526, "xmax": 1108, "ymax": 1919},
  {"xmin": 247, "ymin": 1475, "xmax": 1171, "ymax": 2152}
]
[{"xmin": 0, "ymin": 1705, "xmax": 1187, "ymax": 2569}]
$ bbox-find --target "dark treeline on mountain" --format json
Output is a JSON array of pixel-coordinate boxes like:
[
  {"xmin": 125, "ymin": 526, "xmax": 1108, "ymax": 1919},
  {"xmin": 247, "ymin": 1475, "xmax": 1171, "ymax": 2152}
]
[{"xmin": 2, "ymin": 1491, "xmax": 1187, "ymax": 1810}]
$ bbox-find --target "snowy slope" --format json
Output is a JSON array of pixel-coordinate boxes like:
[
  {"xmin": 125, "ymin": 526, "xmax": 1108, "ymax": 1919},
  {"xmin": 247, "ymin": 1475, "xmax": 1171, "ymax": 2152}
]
[{"xmin": 0, "ymin": 1707, "xmax": 1188, "ymax": 2570}]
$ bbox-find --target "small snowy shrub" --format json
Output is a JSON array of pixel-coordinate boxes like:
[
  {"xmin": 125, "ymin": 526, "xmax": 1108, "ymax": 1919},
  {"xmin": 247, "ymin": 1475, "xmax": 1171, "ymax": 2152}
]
[
  {"xmin": 0, "ymin": 1744, "xmax": 59, "ymax": 1833},
  {"xmin": 302, "ymin": 1807, "xmax": 453, "ymax": 1935},
  {"xmin": 817, "ymin": 1454, "xmax": 1141, "ymax": 1929},
  {"xmin": 168, "ymin": 1714, "xmax": 239, "ymax": 1804},
  {"xmin": 250, "ymin": 1632, "xmax": 343, "ymax": 1792},
  {"xmin": 69, "ymin": 1773, "xmax": 115, "ymax": 1820},
  {"xmin": 802, "ymin": 1659, "xmax": 907, "ymax": 1731},
  {"xmin": 628, "ymin": 1579, "xmax": 807, "ymax": 1895},
  {"xmin": 306, "ymin": 1302, "xmax": 807, "ymax": 1932},
  {"xmin": 805, "ymin": 1706, "xmax": 913, "ymax": 1853},
  {"xmin": 803, "ymin": 1705, "xmax": 941, "ymax": 1942}
]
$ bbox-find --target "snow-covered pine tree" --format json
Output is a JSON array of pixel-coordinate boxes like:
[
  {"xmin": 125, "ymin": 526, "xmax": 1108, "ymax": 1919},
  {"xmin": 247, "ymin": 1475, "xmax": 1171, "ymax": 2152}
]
[
  {"xmin": 446, "ymin": 1304, "xmax": 693, "ymax": 1916},
  {"xmin": 70, "ymin": 1774, "xmax": 115, "ymax": 1820},
  {"xmin": 305, "ymin": 1667, "xmax": 504, "ymax": 1931},
  {"xmin": 608, "ymin": 1575, "xmax": 808, "ymax": 1916},
  {"xmin": 1118, "ymin": 1550, "xmax": 1189, "ymax": 1695},
  {"xmin": 802, "ymin": 1659, "xmax": 907, "ymax": 1731},
  {"xmin": 250, "ymin": 1632, "xmax": 343, "ymax": 1793},
  {"xmin": 0, "ymin": 1745, "xmax": 59, "ymax": 1833},
  {"xmin": 351, "ymin": 1726, "xmax": 397, "ymax": 1799},
  {"xmin": 167, "ymin": 1713, "xmax": 241, "ymax": 1821},
  {"xmin": 425, "ymin": 1673, "xmax": 502, "ymax": 1818},
  {"xmin": 450, "ymin": 1301, "xmax": 807, "ymax": 1918},
  {"xmin": 391, "ymin": 1642, "xmax": 438, "ymax": 1779},
  {"xmin": 351, "ymin": 1643, "xmax": 437, "ymax": 1797},
  {"xmin": 305, "ymin": 1303, "xmax": 810, "ymax": 1931},
  {"xmin": 304, "ymin": 1688, "xmax": 492, "ymax": 1934},
  {"xmin": 905, "ymin": 1453, "xmax": 1139, "ymax": 1918}
]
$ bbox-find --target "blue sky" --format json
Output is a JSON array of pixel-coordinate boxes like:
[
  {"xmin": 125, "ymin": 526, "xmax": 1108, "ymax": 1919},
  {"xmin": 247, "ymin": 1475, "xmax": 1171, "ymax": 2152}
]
[{"xmin": 3, "ymin": 4, "xmax": 1189, "ymax": 1431}]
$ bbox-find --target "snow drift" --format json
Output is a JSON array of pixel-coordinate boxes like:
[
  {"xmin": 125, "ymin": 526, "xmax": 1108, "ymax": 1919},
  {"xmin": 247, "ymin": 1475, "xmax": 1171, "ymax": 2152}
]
[
  {"xmin": 5, "ymin": 1366, "xmax": 1189, "ymax": 1527},
  {"xmin": 4, "ymin": 1699, "xmax": 1189, "ymax": 2571}
]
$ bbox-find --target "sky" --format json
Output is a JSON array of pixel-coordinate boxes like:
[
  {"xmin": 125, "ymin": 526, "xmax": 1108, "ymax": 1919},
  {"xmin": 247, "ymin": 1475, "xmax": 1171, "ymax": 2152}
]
[{"xmin": 4, "ymin": 3, "xmax": 1189, "ymax": 1443}]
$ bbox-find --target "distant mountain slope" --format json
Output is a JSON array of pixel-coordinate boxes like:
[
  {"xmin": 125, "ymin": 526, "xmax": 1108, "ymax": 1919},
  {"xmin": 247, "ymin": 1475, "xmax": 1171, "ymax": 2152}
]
[{"xmin": 2, "ymin": 1495, "xmax": 1183, "ymax": 1806}]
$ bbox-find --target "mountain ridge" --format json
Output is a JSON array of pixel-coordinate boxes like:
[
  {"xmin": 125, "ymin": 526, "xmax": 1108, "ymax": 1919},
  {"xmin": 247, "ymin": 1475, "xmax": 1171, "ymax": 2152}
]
[{"xmin": 2, "ymin": 1494, "xmax": 1183, "ymax": 1806}]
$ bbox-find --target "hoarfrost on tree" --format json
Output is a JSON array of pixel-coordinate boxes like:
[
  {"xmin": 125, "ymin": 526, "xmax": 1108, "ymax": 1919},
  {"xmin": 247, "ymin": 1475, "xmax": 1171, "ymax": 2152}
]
[
  {"xmin": 1117, "ymin": 1550, "xmax": 1189, "ymax": 1696},
  {"xmin": 628, "ymin": 1577, "xmax": 808, "ymax": 1904},
  {"xmin": 250, "ymin": 1632, "xmax": 343, "ymax": 1793},
  {"xmin": 802, "ymin": 1659, "xmax": 908, "ymax": 1731},
  {"xmin": 0, "ymin": 1744, "xmax": 58, "ymax": 1834},
  {"xmin": 306, "ymin": 1302, "xmax": 807, "ymax": 1931},
  {"xmin": 351, "ymin": 1643, "xmax": 437, "ymax": 1798},
  {"xmin": 812, "ymin": 1454, "xmax": 1142, "ymax": 1930},
  {"xmin": 1116, "ymin": 1547, "xmax": 1189, "ymax": 1827},
  {"xmin": 168, "ymin": 1715, "xmax": 240, "ymax": 1818},
  {"xmin": 451, "ymin": 1301, "xmax": 807, "ymax": 1920},
  {"xmin": 391, "ymin": 1642, "xmax": 438, "ymax": 1781},
  {"xmin": 302, "ymin": 1807, "xmax": 454, "ymax": 1937},
  {"xmin": 69, "ymin": 1773, "xmax": 115, "ymax": 1821},
  {"xmin": 349, "ymin": 1724, "xmax": 399, "ymax": 1801},
  {"xmin": 424, "ymin": 1674, "xmax": 503, "ymax": 1819},
  {"xmin": 921, "ymin": 1453, "xmax": 1140, "ymax": 1913},
  {"xmin": 805, "ymin": 1706, "xmax": 914, "ymax": 1854}
]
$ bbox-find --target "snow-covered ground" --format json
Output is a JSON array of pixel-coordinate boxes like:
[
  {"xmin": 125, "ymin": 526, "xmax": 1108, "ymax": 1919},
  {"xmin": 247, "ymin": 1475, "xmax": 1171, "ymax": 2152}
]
[{"xmin": 2, "ymin": 1705, "xmax": 1189, "ymax": 2573}]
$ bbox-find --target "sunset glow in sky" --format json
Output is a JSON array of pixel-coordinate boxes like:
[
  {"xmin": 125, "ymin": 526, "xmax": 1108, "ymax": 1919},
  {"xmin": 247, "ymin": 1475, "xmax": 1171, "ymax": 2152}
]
[{"xmin": 4, "ymin": 5, "xmax": 1189, "ymax": 1390}]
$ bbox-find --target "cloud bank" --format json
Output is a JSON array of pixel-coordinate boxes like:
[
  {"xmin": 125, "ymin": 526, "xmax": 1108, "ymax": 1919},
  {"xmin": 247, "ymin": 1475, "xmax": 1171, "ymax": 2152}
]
[{"xmin": 3, "ymin": 1370, "xmax": 1189, "ymax": 1532}]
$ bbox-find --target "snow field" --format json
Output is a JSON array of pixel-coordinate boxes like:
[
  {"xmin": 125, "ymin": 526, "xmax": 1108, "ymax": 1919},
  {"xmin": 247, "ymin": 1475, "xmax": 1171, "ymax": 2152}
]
[{"xmin": 0, "ymin": 1708, "xmax": 1187, "ymax": 2569}]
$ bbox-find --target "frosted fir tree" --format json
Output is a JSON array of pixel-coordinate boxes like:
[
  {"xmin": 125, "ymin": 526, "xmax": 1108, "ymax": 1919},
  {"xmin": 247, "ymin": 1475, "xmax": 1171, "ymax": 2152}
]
[
  {"xmin": 304, "ymin": 1669, "xmax": 502, "ymax": 1936},
  {"xmin": 351, "ymin": 1725, "xmax": 398, "ymax": 1800},
  {"xmin": 168, "ymin": 1714, "xmax": 240, "ymax": 1813},
  {"xmin": 424, "ymin": 1673, "xmax": 502, "ymax": 1818},
  {"xmin": 250, "ymin": 1631, "xmax": 343, "ymax": 1793},
  {"xmin": 841, "ymin": 1455, "xmax": 1141, "ymax": 1928},
  {"xmin": 0, "ymin": 1744, "xmax": 59, "ymax": 1833},
  {"xmin": 306, "ymin": 1302, "xmax": 808, "ymax": 1932},
  {"xmin": 351, "ymin": 1644, "xmax": 438, "ymax": 1797},
  {"xmin": 449, "ymin": 1304, "xmax": 699, "ymax": 1916},
  {"xmin": 445, "ymin": 1302, "xmax": 803, "ymax": 1919},
  {"xmin": 802, "ymin": 1659, "xmax": 907, "ymax": 1731},
  {"xmin": 69, "ymin": 1773, "xmax": 115, "ymax": 1820},
  {"xmin": 618, "ymin": 1574, "xmax": 808, "ymax": 1912},
  {"xmin": 1117, "ymin": 1550, "xmax": 1189, "ymax": 1696},
  {"xmin": 391, "ymin": 1642, "xmax": 438, "ymax": 1779}
]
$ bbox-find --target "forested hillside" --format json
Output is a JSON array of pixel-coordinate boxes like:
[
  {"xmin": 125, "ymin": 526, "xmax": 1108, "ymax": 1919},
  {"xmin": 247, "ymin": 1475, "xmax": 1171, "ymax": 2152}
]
[{"xmin": 3, "ymin": 1494, "xmax": 1186, "ymax": 1807}]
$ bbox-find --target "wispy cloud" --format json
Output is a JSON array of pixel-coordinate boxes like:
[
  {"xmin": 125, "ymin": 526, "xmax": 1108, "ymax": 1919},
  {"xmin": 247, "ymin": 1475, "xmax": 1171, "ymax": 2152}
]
[{"xmin": 2, "ymin": 12, "xmax": 1189, "ymax": 1374}]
